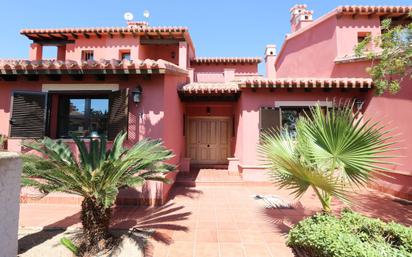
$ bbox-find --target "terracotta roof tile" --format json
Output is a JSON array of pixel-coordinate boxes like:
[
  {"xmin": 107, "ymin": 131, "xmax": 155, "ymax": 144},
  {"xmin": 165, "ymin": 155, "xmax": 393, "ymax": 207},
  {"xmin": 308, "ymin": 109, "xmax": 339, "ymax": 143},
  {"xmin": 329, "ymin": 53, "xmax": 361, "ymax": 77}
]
[
  {"xmin": 179, "ymin": 82, "xmax": 239, "ymax": 94},
  {"xmin": 191, "ymin": 57, "xmax": 261, "ymax": 64},
  {"xmin": 336, "ymin": 5, "xmax": 412, "ymax": 15},
  {"xmin": 178, "ymin": 77, "xmax": 373, "ymax": 95},
  {"xmin": 20, "ymin": 25, "xmax": 195, "ymax": 52},
  {"xmin": 239, "ymin": 78, "xmax": 374, "ymax": 89},
  {"xmin": 20, "ymin": 26, "xmax": 189, "ymax": 35},
  {"xmin": 0, "ymin": 59, "xmax": 188, "ymax": 75}
]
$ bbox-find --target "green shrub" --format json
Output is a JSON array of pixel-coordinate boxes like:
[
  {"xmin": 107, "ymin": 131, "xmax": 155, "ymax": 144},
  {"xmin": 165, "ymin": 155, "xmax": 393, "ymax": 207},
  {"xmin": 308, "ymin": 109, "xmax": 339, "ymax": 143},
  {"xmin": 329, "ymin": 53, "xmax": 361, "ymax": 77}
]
[{"xmin": 287, "ymin": 210, "xmax": 412, "ymax": 257}]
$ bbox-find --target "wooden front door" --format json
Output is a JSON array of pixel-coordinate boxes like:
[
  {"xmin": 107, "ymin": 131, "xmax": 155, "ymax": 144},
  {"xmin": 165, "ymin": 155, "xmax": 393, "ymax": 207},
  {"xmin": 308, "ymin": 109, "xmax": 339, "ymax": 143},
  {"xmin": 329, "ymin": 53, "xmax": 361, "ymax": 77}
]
[{"xmin": 186, "ymin": 117, "xmax": 231, "ymax": 164}]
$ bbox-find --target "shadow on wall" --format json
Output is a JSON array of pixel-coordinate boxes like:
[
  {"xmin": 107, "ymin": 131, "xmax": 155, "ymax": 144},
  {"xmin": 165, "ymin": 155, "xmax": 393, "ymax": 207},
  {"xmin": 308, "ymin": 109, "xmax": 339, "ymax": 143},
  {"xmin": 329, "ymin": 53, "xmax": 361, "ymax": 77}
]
[{"xmin": 126, "ymin": 107, "xmax": 163, "ymax": 147}]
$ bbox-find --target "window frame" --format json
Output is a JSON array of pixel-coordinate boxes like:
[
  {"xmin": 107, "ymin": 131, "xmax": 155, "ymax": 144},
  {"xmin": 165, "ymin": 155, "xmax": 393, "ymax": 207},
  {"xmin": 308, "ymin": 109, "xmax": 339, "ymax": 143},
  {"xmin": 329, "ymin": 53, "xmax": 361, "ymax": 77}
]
[
  {"xmin": 119, "ymin": 50, "xmax": 131, "ymax": 61},
  {"xmin": 56, "ymin": 92, "xmax": 110, "ymax": 139},
  {"xmin": 81, "ymin": 50, "xmax": 94, "ymax": 61}
]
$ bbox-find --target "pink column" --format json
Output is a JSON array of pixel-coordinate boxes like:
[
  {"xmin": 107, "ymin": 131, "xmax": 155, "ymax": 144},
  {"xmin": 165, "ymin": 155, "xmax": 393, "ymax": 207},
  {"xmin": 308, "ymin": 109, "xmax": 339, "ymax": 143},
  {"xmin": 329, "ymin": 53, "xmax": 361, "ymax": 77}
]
[
  {"xmin": 57, "ymin": 45, "xmax": 66, "ymax": 61},
  {"xmin": 29, "ymin": 43, "xmax": 43, "ymax": 61},
  {"xmin": 178, "ymin": 41, "xmax": 188, "ymax": 69},
  {"xmin": 224, "ymin": 69, "xmax": 236, "ymax": 82}
]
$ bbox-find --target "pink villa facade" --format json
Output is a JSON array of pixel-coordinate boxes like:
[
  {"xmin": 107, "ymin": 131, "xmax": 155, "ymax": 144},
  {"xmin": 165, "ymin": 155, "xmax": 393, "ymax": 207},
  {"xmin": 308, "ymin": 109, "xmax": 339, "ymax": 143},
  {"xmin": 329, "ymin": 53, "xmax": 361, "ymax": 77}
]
[{"xmin": 0, "ymin": 5, "xmax": 411, "ymax": 204}]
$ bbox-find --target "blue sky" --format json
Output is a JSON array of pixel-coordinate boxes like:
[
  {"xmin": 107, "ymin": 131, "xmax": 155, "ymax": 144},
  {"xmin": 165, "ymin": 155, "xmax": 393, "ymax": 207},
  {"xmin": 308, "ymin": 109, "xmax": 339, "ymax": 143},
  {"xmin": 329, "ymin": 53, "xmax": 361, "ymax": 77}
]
[{"xmin": 0, "ymin": 0, "xmax": 410, "ymax": 72}]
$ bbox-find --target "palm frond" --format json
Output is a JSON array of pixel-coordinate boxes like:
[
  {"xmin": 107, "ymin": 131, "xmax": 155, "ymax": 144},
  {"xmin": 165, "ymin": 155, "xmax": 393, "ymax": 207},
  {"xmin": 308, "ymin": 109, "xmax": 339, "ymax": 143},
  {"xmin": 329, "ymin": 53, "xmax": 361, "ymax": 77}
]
[
  {"xmin": 259, "ymin": 101, "xmax": 397, "ymax": 211},
  {"xmin": 22, "ymin": 132, "xmax": 175, "ymax": 208}
]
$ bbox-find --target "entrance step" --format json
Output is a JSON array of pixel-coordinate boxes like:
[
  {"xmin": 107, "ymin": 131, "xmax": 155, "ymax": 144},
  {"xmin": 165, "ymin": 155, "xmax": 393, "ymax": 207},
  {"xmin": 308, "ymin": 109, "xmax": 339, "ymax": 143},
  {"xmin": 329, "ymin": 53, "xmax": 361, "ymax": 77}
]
[{"xmin": 176, "ymin": 168, "xmax": 244, "ymax": 186}]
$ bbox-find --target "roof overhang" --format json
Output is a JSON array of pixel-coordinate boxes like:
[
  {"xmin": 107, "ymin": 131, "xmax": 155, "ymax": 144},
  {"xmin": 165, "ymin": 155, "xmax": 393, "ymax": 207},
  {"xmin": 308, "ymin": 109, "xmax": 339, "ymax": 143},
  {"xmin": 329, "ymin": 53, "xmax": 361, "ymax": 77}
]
[
  {"xmin": 239, "ymin": 78, "xmax": 374, "ymax": 89},
  {"xmin": 336, "ymin": 5, "xmax": 412, "ymax": 18},
  {"xmin": 20, "ymin": 26, "xmax": 196, "ymax": 54},
  {"xmin": 191, "ymin": 57, "xmax": 261, "ymax": 65},
  {"xmin": 178, "ymin": 82, "xmax": 240, "ymax": 101},
  {"xmin": 0, "ymin": 59, "xmax": 188, "ymax": 76}
]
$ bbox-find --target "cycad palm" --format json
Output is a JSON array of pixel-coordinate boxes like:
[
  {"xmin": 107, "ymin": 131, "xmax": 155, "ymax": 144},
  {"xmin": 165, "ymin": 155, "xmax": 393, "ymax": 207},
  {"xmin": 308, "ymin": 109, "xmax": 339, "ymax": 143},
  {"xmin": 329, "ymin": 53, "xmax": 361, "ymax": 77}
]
[
  {"xmin": 22, "ymin": 132, "xmax": 175, "ymax": 255},
  {"xmin": 259, "ymin": 102, "xmax": 397, "ymax": 212}
]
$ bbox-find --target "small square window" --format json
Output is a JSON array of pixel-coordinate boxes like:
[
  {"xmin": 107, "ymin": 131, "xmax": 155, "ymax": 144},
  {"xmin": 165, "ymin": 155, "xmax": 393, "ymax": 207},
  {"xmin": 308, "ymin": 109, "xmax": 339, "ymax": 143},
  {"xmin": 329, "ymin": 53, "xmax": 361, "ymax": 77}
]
[
  {"xmin": 82, "ymin": 50, "xmax": 94, "ymax": 61},
  {"xmin": 357, "ymin": 33, "xmax": 368, "ymax": 43},
  {"xmin": 120, "ymin": 51, "xmax": 131, "ymax": 61},
  {"xmin": 357, "ymin": 32, "xmax": 372, "ymax": 51}
]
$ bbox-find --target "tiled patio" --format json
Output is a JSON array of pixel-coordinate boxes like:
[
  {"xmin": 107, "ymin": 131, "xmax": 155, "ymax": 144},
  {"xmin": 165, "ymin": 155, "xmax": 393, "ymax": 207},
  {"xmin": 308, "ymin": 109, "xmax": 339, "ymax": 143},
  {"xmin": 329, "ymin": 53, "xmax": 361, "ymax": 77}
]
[{"xmin": 19, "ymin": 170, "xmax": 412, "ymax": 257}]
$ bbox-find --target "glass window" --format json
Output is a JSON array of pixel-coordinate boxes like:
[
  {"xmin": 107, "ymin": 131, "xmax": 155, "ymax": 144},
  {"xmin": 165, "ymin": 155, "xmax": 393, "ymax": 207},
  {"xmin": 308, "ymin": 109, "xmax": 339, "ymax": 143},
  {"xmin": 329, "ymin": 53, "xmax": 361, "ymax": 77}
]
[
  {"xmin": 58, "ymin": 96, "xmax": 109, "ymax": 138},
  {"xmin": 69, "ymin": 99, "xmax": 87, "ymax": 137},
  {"xmin": 281, "ymin": 107, "xmax": 310, "ymax": 138},
  {"xmin": 120, "ymin": 51, "xmax": 131, "ymax": 61},
  {"xmin": 82, "ymin": 50, "xmax": 94, "ymax": 61}
]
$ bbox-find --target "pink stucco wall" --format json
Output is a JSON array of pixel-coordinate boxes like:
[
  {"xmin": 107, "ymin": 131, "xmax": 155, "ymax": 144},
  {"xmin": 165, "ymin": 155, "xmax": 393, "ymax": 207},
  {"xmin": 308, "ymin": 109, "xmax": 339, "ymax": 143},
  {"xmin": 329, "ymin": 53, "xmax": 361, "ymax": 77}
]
[
  {"xmin": 276, "ymin": 14, "xmax": 338, "ymax": 78},
  {"xmin": 139, "ymin": 44, "xmax": 179, "ymax": 65},
  {"xmin": 64, "ymin": 36, "xmax": 141, "ymax": 61},
  {"xmin": 235, "ymin": 89, "xmax": 367, "ymax": 171},
  {"xmin": 30, "ymin": 34, "xmax": 187, "ymax": 68},
  {"xmin": 161, "ymin": 74, "xmax": 188, "ymax": 200},
  {"xmin": 274, "ymin": 10, "xmax": 412, "ymax": 198},
  {"xmin": 0, "ymin": 74, "xmax": 185, "ymax": 204},
  {"xmin": 191, "ymin": 63, "xmax": 259, "ymax": 83},
  {"xmin": 363, "ymin": 78, "xmax": 412, "ymax": 197},
  {"xmin": 336, "ymin": 15, "xmax": 381, "ymax": 58}
]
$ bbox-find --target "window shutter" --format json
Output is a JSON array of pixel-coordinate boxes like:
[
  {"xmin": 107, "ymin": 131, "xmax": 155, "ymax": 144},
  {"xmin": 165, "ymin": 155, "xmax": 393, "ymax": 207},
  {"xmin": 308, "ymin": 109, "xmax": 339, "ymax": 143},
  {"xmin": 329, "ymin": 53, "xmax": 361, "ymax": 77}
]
[
  {"xmin": 259, "ymin": 107, "xmax": 281, "ymax": 134},
  {"xmin": 10, "ymin": 91, "xmax": 47, "ymax": 138},
  {"xmin": 108, "ymin": 89, "xmax": 129, "ymax": 140}
]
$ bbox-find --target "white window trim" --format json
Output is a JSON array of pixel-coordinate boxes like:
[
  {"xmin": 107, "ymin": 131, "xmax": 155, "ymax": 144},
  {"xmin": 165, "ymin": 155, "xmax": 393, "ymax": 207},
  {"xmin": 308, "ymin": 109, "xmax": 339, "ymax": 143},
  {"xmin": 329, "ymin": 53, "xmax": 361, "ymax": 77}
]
[
  {"xmin": 41, "ymin": 84, "xmax": 119, "ymax": 92},
  {"xmin": 275, "ymin": 101, "xmax": 332, "ymax": 108}
]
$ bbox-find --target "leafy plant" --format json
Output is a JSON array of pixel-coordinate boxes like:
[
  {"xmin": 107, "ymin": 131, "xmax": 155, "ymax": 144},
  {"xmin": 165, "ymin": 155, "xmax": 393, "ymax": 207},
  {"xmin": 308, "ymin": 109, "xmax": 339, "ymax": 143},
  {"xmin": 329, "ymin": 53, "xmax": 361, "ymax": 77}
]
[
  {"xmin": 60, "ymin": 237, "xmax": 79, "ymax": 255},
  {"xmin": 22, "ymin": 132, "xmax": 175, "ymax": 256},
  {"xmin": 355, "ymin": 12, "xmax": 412, "ymax": 95},
  {"xmin": 287, "ymin": 210, "xmax": 412, "ymax": 257},
  {"xmin": 259, "ymin": 102, "xmax": 397, "ymax": 212},
  {"xmin": 0, "ymin": 134, "xmax": 6, "ymax": 150}
]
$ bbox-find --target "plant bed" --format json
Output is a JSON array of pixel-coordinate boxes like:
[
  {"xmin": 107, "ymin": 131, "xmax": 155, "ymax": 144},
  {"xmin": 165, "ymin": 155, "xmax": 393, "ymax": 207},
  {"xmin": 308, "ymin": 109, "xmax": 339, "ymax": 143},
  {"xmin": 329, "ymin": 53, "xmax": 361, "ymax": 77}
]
[{"xmin": 287, "ymin": 209, "xmax": 412, "ymax": 257}]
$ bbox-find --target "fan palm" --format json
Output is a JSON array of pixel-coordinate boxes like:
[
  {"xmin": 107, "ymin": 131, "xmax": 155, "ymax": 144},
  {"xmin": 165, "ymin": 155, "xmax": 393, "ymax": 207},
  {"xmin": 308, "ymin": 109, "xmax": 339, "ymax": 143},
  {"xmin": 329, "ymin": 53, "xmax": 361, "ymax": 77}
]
[
  {"xmin": 22, "ymin": 131, "xmax": 175, "ymax": 255},
  {"xmin": 259, "ymin": 102, "xmax": 397, "ymax": 212}
]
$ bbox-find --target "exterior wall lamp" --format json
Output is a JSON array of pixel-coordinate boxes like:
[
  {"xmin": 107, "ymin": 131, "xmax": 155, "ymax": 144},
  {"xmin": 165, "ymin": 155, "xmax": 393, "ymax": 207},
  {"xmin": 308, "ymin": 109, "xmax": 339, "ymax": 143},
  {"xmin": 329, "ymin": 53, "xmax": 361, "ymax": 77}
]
[
  {"xmin": 354, "ymin": 98, "xmax": 364, "ymax": 110},
  {"xmin": 132, "ymin": 86, "xmax": 142, "ymax": 103}
]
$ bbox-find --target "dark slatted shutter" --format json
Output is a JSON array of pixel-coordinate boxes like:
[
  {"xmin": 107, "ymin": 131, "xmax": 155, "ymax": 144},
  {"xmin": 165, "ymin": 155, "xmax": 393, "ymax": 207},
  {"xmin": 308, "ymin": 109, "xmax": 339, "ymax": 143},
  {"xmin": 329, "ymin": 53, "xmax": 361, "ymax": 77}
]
[
  {"xmin": 259, "ymin": 107, "xmax": 281, "ymax": 134},
  {"xmin": 10, "ymin": 91, "xmax": 47, "ymax": 138},
  {"xmin": 108, "ymin": 89, "xmax": 129, "ymax": 140}
]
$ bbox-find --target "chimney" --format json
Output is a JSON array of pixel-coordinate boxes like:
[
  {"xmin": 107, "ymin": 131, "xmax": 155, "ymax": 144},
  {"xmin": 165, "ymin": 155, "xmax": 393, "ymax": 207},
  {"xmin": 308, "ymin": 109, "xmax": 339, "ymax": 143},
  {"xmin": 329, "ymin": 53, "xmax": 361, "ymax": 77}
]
[
  {"xmin": 265, "ymin": 45, "xmax": 276, "ymax": 79},
  {"xmin": 127, "ymin": 21, "xmax": 149, "ymax": 29},
  {"xmin": 290, "ymin": 4, "xmax": 313, "ymax": 33}
]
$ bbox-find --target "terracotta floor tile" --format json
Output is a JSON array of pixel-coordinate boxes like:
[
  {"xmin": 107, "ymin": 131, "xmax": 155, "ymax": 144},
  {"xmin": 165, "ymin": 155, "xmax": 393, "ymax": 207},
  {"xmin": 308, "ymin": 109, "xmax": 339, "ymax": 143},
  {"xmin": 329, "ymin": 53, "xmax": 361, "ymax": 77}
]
[
  {"xmin": 262, "ymin": 232, "xmax": 288, "ymax": 243},
  {"xmin": 219, "ymin": 243, "xmax": 246, "ymax": 257},
  {"xmin": 217, "ymin": 230, "xmax": 241, "ymax": 243},
  {"xmin": 236, "ymin": 222, "xmax": 260, "ymax": 231},
  {"xmin": 196, "ymin": 229, "xmax": 218, "ymax": 242},
  {"xmin": 19, "ymin": 181, "xmax": 412, "ymax": 257},
  {"xmin": 239, "ymin": 230, "xmax": 266, "ymax": 243},
  {"xmin": 173, "ymin": 229, "xmax": 196, "ymax": 242},
  {"xmin": 167, "ymin": 242, "xmax": 194, "ymax": 257},
  {"xmin": 243, "ymin": 243, "xmax": 272, "ymax": 257},
  {"xmin": 197, "ymin": 221, "xmax": 217, "ymax": 229},
  {"xmin": 267, "ymin": 243, "xmax": 294, "ymax": 257},
  {"xmin": 217, "ymin": 221, "xmax": 238, "ymax": 230},
  {"xmin": 194, "ymin": 243, "xmax": 219, "ymax": 257},
  {"xmin": 147, "ymin": 241, "xmax": 169, "ymax": 257}
]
